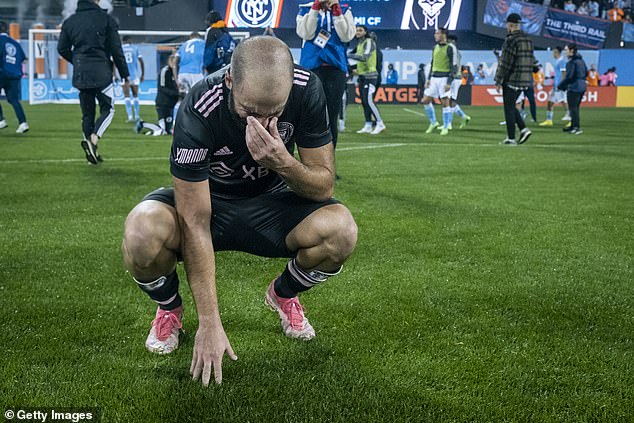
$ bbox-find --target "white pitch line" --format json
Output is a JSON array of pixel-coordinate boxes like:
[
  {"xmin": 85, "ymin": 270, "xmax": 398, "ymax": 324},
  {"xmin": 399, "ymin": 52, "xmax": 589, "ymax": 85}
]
[
  {"xmin": 403, "ymin": 107, "xmax": 427, "ymax": 117},
  {"xmin": 0, "ymin": 142, "xmax": 624, "ymax": 165}
]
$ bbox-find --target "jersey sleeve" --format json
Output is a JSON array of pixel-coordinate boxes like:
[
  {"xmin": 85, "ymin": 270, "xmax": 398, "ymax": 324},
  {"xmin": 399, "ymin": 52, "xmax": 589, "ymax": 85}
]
[
  {"xmin": 295, "ymin": 74, "xmax": 332, "ymax": 148},
  {"xmin": 170, "ymin": 89, "xmax": 215, "ymax": 182}
]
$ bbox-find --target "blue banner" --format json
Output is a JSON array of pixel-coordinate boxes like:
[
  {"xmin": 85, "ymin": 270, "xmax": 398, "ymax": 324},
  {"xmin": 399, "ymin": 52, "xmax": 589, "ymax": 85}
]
[
  {"xmin": 623, "ymin": 23, "xmax": 634, "ymax": 43},
  {"xmin": 542, "ymin": 8, "xmax": 610, "ymax": 49}
]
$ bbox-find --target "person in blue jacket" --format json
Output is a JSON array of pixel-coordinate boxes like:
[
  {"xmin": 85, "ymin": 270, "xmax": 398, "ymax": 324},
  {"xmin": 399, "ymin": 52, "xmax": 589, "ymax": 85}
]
[
  {"xmin": 386, "ymin": 63, "xmax": 398, "ymax": 85},
  {"xmin": 558, "ymin": 43, "xmax": 588, "ymax": 135},
  {"xmin": 297, "ymin": 0, "xmax": 355, "ymax": 150},
  {"xmin": 0, "ymin": 21, "xmax": 29, "ymax": 133}
]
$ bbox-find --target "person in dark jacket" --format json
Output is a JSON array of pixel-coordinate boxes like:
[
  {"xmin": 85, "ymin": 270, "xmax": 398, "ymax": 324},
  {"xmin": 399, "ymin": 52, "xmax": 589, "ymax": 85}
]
[
  {"xmin": 58, "ymin": 0, "xmax": 128, "ymax": 164},
  {"xmin": 136, "ymin": 55, "xmax": 181, "ymax": 136},
  {"xmin": 494, "ymin": 13, "xmax": 534, "ymax": 145},
  {"xmin": 0, "ymin": 21, "xmax": 29, "ymax": 133},
  {"xmin": 203, "ymin": 11, "xmax": 235, "ymax": 75},
  {"xmin": 557, "ymin": 44, "xmax": 587, "ymax": 135}
]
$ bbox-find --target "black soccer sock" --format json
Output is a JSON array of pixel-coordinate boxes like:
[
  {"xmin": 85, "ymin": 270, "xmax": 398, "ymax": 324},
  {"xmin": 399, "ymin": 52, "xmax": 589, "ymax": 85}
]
[
  {"xmin": 134, "ymin": 270, "xmax": 182, "ymax": 311},
  {"xmin": 273, "ymin": 258, "xmax": 342, "ymax": 298}
]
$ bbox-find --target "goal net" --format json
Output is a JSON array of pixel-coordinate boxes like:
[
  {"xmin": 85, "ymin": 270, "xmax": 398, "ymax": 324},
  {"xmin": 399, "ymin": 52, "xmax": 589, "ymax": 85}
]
[{"xmin": 27, "ymin": 29, "xmax": 250, "ymax": 105}]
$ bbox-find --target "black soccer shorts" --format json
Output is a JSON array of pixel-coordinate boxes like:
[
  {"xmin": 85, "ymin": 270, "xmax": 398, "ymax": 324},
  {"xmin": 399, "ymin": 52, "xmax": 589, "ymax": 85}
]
[{"xmin": 142, "ymin": 187, "xmax": 339, "ymax": 258}]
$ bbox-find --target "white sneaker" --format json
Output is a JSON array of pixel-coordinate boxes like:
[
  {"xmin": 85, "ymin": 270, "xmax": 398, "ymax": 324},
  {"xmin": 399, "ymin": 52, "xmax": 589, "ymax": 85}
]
[
  {"xmin": 16, "ymin": 122, "xmax": 29, "ymax": 133},
  {"xmin": 145, "ymin": 306, "xmax": 183, "ymax": 355},
  {"xmin": 562, "ymin": 114, "xmax": 571, "ymax": 121},
  {"xmin": 356, "ymin": 124, "xmax": 373, "ymax": 134},
  {"xmin": 0, "ymin": 120, "xmax": 7, "ymax": 129},
  {"xmin": 501, "ymin": 138, "xmax": 517, "ymax": 145},
  {"xmin": 370, "ymin": 122, "xmax": 386, "ymax": 135}
]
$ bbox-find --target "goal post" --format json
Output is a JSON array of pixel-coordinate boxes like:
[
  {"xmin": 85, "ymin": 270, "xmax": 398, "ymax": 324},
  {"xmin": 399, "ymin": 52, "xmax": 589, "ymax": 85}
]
[{"xmin": 27, "ymin": 29, "xmax": 250, "ymax": 105}]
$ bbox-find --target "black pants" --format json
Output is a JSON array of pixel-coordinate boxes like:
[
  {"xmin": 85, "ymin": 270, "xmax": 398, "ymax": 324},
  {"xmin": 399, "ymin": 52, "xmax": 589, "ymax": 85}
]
[
  {"xmin": 78, "ymin": 84, "xmax": 114, "ymax": 140},
  {"xmin": 503, "ymin": 85, "xmax": 526, "ymax": 140},
  {"xmin": 567, "ymin": 91, "xmax": 584, "ymax": 129},
  {"xmin": 157, "ymin": 106, "xmax": 175, "ymax": 134},
  {"xmin": 358, "ymin": 75, "xmax": 380, "ymax": 123},
  {"xmin": 312, "ymin": 66, "xmax": 347, "ymax": 148}
]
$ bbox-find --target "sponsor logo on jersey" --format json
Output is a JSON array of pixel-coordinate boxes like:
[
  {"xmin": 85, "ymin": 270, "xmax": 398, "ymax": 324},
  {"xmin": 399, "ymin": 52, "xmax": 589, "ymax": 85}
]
[
  {"xmin": 213, "ymin": 146, "xmax": 234, "ymax": 156},
  {"xmin": 277, "ymin": 122, "xmax": 294, "ymax": 144},
  {"xmin": 175, "ymin": 148, "xmax": 209, "ymax": 164},
  {"xmin": 211, "ymin": 161, "xmax": 234, "ymax": 178}
]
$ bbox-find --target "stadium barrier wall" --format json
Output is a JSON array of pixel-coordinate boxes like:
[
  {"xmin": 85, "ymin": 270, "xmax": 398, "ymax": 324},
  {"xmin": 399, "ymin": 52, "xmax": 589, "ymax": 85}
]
[{"xmin": 471, "ymin": 86, "xmax": 618, "ymax": 108}]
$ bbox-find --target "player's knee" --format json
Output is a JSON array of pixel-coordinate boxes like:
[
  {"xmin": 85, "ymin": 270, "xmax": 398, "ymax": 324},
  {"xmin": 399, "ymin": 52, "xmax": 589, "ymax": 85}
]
[
  {"xmin": 324, "ymin": 206, "xmax": 358, "ymax": 264},
  {"xmin": 122, "ymin": 202, "xmax": 174, "ymax": 272}
]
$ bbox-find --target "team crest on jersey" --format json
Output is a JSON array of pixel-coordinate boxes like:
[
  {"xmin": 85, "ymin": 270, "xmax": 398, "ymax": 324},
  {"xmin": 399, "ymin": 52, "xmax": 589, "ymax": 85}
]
[
  {"xmin": 277, "ymin": 122, "xmax": 294, "ymax": 144},
  {"xmin": 226, "ymin": 0, "xmax": 283, "ymax": 28}
]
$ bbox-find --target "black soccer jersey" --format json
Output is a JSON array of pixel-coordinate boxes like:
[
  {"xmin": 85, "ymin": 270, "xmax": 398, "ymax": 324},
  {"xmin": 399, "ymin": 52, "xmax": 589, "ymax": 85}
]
[{"xmin": 170, "ymin": 65, "xmax": 331, "ymax": 200}]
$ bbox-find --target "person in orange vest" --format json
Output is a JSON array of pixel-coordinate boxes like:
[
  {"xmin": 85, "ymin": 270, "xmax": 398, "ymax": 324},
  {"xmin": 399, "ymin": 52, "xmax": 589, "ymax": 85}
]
[
  {"xmin": 533, "ymin": 63, "xmax": 544, "ymax": 91},
  {"xmin": 607, "ymin": 6, "xmax": 624, "ymax": 22},
  {"xmin": 586, "ymin": 64, "xmax": 599, "ymax": 87}
]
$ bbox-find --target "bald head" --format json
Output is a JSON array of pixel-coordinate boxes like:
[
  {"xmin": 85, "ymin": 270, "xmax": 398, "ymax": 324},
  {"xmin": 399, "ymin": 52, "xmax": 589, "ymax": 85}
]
[{"xmin": 229, "ymin": 37, "xmax": 294, "ymax": 113}]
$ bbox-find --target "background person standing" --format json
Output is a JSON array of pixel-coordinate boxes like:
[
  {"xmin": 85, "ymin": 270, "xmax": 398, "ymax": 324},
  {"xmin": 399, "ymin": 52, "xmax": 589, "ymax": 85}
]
[
  {"xmin": 494, "ymin": 13, "xmax": 533, "ymax": 145},
  {"xmin": 296, "ymin": 0, "xmax": 355, "ymax": 147},
  {"xmin": 558, "ymin": 44, "xmax": 587, "ymax": 135},
  {"xmin": 0, "ymin": 21, "xmax": 29, "ymax": 133},
  {"xmin": 58, "ymin": 0, "xmax": 129, "ymax": 164}
]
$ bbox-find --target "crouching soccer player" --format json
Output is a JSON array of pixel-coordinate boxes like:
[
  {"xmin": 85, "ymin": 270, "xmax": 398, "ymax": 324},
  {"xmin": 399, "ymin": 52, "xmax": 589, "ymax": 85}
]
[
  {"xmin": 136, "ymin": 55, "xmax": 181, "ymax": 136},
  {"xmin": 122, "ymin": 37, "xmax": 358, "ymax": 385}
]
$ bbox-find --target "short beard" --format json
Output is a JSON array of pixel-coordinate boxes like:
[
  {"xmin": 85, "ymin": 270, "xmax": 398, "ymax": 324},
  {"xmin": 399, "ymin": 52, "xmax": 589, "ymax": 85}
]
[{"xmin": 228, "ymin": 90, "xmax": 247, "ymax": 134}]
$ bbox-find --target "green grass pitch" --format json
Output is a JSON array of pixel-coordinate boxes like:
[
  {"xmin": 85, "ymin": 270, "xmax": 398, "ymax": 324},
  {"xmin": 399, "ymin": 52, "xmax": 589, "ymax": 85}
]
[{"xmin": 1, "ymin": 103, "xmax": 632, "ymax": 422}]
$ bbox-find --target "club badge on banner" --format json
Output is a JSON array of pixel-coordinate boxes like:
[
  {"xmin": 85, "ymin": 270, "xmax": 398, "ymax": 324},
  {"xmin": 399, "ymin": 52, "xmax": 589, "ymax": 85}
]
[
  {"xmin": 400, "ymin": 0, "xmax": 463, "ymax": 30},
  {"xmin": 225, "ymin": 0, "xmax": 284, "ymax": 28}
]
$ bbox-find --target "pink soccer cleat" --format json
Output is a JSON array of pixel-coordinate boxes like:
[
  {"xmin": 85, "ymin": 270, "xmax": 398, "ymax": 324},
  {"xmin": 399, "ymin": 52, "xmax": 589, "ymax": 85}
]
[
  {"xmin": 265, "ymin": 280, "xmax": 315, "ymax": 340},
  {"xmin": 145, "ymin": 306, "xmax": 183, "ymax": 355}
]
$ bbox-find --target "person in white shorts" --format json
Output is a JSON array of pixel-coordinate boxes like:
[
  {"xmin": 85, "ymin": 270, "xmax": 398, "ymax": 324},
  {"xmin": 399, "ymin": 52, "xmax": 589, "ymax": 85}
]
[{"xmin": 421, "ymin": 28, "xmax": 457, "ymax": 136}]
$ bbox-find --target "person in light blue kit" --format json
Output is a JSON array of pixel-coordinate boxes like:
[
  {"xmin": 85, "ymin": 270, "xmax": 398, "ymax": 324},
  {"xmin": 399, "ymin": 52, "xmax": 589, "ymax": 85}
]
[
  {"xmin": 297, "ymin": 0, "xmax": 355, "ymax": 150},
  {"xmin": 539, "ymin": 46, "xmax": 570, "ymax": 126},
  {"xmin": 121, "ymin": 36, "xmax": 145, "ymax": 122},
  {"xmin": 175, "ymin": 32, "xmax": 205, "ymax": 92},
  {"xmin": 174, "ymin": 32, "xmax": 205, "ymax": 121},
  {"xmin": 0, "ymin": 21, "xmax": 29, "ymax": 133}
]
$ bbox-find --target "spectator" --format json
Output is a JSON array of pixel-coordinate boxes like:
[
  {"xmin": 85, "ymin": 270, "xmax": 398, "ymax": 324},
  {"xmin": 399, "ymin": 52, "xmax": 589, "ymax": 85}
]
[
  {"xmin": 586, "ymin": 63, "xmax": 599, "ymax": 86},
  {"xmin": 608, "ymin": 5, "xmax": 625, "ymax": 21},
  {"xmin": 417, "ymin": 63, "xmax": 426, "ymax": 102},
  {"xmin": 577, "ymin": 2, "xmax": 590, "ymax": 14},
  {"xmin": 564, "ymin": 0, "xmax": 577, "ymax": 12},
  {"xmin": 588, "ymin": 0, "xmax": 600, "ymax": 16},
  {"xmin": 0, "ymin": 21, "xmax": 29, "ymax": 133},
  {"xmin": 386, "ymin": 63, "xmax": 398, "ymax": 84},
  {"xmin": 461, "ymin": 65, "xmax": 474, "ymax": 85},
  {"xmin": 203, "ymin": 10, "xmax": 235, "ymax": 75},
  {"xmin": 558, "ymin": 43, "xmax": 587, "ymax": 135},
  {"xmin": 474, "ymin": 63, "xmax": 487, "ymax": 85},
  {"xmin": 296, "ymin": 0, "xmax": 355, "ymax": 150},
  {"xmin": 58, "ymin": 0, "xmax": 129, "ymax": 164}
]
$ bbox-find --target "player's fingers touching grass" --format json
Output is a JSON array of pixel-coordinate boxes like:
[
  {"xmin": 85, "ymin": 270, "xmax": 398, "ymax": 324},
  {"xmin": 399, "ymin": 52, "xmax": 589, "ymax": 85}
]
[{"xmin": 190, "ymin": 326, "xmax": 237, "ymax": 386}]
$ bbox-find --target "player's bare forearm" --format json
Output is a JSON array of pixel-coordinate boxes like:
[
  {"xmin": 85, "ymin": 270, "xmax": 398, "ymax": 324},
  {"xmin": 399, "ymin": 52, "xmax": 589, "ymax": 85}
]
[
  {"xmin": 245, "ymin": 117, "xmax": 334, "ymax": 201},
  {"xmin": 173, "ymin": 178, "xmax": 221, "ymax": 325},
  {"xmin": 276, "ymin": 151, "xmax": 334, "ymax": 201}
]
